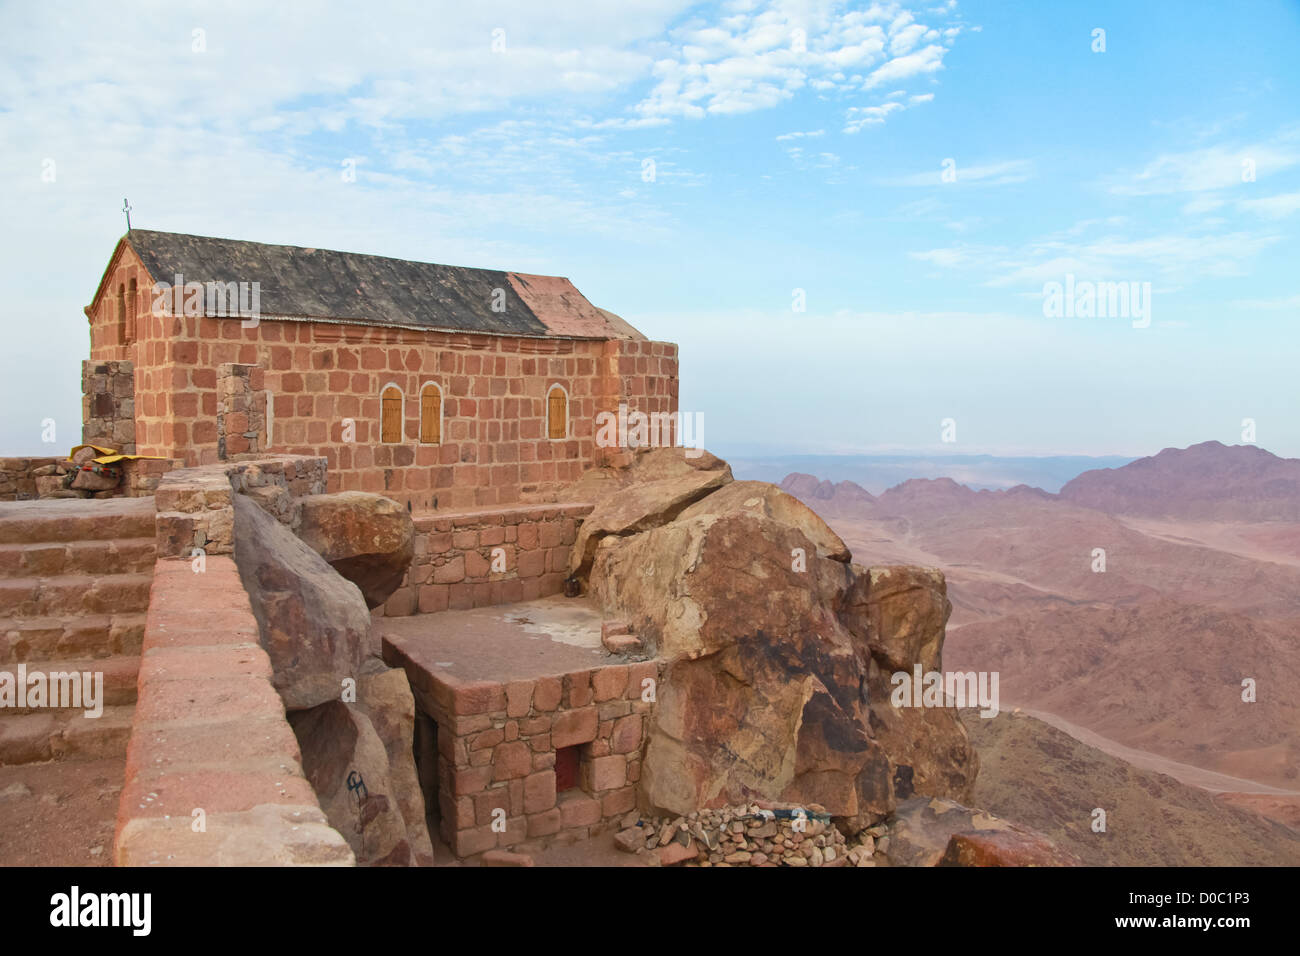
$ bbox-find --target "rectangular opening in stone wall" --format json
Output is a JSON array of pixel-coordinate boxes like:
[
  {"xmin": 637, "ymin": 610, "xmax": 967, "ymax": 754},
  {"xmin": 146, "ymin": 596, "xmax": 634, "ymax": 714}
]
[
  {"xmin": 555, "ymin": 744, "xmax": 581, "ymax": 793},
  {"xmin": 413, "ymin": 710, "xmax": 440, "ymax": 832}
]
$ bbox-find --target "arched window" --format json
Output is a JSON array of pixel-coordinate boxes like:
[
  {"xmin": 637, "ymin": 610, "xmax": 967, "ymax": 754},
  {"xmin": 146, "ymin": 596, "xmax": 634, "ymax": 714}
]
[
  {"xmin": 547, "ymin": 384, "xmax": 568, "ymax": 440},
  {"xmin": 420, "ymin": 382, "xmax": 442, "ymax": 444},
  {"xmin": 116, "ymin": 284, "xmax": 127, "ymax": 345},
  {"xmin": 126, "ymin": 278, "xmax": 137, "ymax": 343},
  {"xmin": 381, "ymin": 385, "xmax": 403, "ymax": 444}
]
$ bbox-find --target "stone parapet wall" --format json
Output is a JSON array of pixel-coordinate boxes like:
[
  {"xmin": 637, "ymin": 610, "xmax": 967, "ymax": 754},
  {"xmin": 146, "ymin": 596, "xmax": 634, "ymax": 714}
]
[
  {"xmin": 380, "ymin": 503, "xmax": 592, "ymax": 616},
  {"xmin": 384, "ymin": 634, "xmax": 658, "ymax": 859},
  {"xmin": 154, "ymin": 455, "xmax": 328, "ymax": 557},
  {"xmin": 113, "ymin": 556, "xmax": 353, "ymax": 866},
  {"xmin": 0, "ymin": 458, "xmax": 63, "ymax": 501},
  {"xmin": 120, "ymin": 457, "xmax": 179, "ymax": 497}
]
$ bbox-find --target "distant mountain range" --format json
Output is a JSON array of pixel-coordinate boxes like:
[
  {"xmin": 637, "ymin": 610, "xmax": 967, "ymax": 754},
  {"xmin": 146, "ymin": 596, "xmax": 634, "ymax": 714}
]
[
  {"xmin": 778, "ymin": 441, "xmax": 1300, "ymax": 522},
  {"xmin": 777, "ymin": 441, "xmax": 1300, "ymax": 829},
  {"xmin": 725, "ymin": 451, "xmax": 1135, "ymax": 494},
  {"xmin": 1058, "ymin": 441, "xmax": 1300, "ymax": 521}
]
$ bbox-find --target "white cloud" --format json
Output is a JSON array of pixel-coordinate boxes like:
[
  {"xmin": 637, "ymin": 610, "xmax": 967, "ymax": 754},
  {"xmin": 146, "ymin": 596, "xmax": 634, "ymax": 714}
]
[
  {"xmin": 1229, "ymin": 293, "xmax": 1300, "ymax": 311},
  {"xmin": 629, "ymin": 0, "xmax": 963, "ymax": 122},
  {"xmin": 862, "ymin": 43, "xmax": 946, "ymax": 89},
  {"xmin": 1183, "ymin": 196, "xmax": 1226, "ymax": 215},
  {"xmin": 1109, "ymin": 131, "xmax": 1300, "ymax": 196},
  {"xmin": 885, "ymin": 158, "xmax": 1035, "ymax": 186},
  {"xmin": 1237, "ymin": 190, "xmax": 1300, "ymax": 219},
  {"xmin": 913, "ymin": 218, "xmax": 1285, "ymax": 289},
  {"xmin": 844, "ymin": 101, "xmax": 905, "ymax": 132}
]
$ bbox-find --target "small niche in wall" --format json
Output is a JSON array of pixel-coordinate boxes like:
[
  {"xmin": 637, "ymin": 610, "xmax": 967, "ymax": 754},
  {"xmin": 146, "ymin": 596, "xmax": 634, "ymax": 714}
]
[{"xmin": 555, "ymin": 745, "xmax": 581, "ymax": 793}]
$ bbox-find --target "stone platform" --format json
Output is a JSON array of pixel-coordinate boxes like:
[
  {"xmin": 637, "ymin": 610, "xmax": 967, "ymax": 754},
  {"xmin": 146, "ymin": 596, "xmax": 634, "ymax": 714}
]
[
  {"xmin": 378, "ymin": 594, "xmax": 613, "ymax": 684},
  {"xmin": 379, "ymin": 595, "xmax": 658, "ymax": 859}
]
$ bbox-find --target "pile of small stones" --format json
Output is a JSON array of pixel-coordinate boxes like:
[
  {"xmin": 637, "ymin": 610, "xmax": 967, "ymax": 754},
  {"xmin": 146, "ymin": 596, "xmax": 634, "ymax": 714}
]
[{"xmin": 613, "ymin": 803, "xmax": 889, "ymax": 867}]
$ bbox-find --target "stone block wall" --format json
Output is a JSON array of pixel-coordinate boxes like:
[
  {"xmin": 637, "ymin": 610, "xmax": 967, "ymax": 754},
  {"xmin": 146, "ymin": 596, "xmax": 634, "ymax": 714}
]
[
  {"xmin": 82, "ymin": 359, "xmax": 137, "ymax": 454},
  {"xmin": 217, "ymin": 363, "xmax": 269, "ymax": 459},
  {"xmin": 120, "ymin": 457, "xmax": 179, "ymax": 497},
  {"xmin": 384, "ymin": 637, "xmax": 660, "ymax": 859},
  {"xmin": 380, "ymin": 503, "xmax": 593, "ymax": 617},
  {"xmin": 0, "ymin": 458, "xmax": 62, "ymax": 501},
  {"xmin": 596, "ymin": 339, "xmax": 681, "ymax": 467},
  {"xmin": 154, "ymin": 455, "xmax": 328, "ymax": 557},
  {"xmin": 114, "ymin": 556, "xmax": 353, "ymax": 866}
]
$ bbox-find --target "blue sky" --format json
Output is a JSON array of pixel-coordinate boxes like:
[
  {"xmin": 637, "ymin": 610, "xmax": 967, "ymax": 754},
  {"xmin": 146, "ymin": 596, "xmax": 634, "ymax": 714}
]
[{"xmin": 2, "ymin": 0, "xmax": 1297, "ymax": 458}]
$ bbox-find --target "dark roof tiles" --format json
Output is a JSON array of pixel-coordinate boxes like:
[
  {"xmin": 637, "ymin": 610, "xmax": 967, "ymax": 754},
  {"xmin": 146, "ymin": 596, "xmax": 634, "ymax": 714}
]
[{"xmin": 117, "ymin": 229, "xmax": 640, "ymax": 340}]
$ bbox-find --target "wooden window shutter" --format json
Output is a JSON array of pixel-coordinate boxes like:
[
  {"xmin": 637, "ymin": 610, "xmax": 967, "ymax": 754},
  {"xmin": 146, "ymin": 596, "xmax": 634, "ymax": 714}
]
[
  {"xmin": 420, "ymin": 385, "xmax": 441, "ymax": 444},
  {"xmin": 381, "ymin": 387, "xmax": 402, "ymax": 443},
  {"xmin": 548, "ymin": 388, "xmax": 566, "ymax": 439}
]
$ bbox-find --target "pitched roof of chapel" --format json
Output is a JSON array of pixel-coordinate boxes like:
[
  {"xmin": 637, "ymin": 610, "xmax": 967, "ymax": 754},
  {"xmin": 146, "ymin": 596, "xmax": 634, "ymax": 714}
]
[{"xmin": 95, "ymin": 229, "xmax": 644, "ymax": 340}]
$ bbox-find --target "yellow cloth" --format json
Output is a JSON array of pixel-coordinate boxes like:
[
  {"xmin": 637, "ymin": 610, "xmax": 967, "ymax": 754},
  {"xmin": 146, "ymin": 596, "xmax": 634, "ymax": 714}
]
[{"xmin": 67, "ymin": 444, "xmax": 168, "ymax": 466}]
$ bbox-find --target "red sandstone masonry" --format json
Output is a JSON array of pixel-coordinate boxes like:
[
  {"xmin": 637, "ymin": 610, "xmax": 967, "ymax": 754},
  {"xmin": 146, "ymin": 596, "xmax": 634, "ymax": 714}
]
[
  {"xmin": 86, "ymin": 243, "xmax": 680, "ymax": 511},
  {"xmin": 384, "ymin": 635, "xmax": 660, "ymax": 860},
  {"xmin": 153, "ymin": 454, "xmax": 327, "ymax": 557},
  {"xmin": 380, "ymin": 502, "xmax": 593, "ymax": 616},
  {"xmin": 113, "ymin": 556, "xmax": 353, "ymax": 866},
  {"xmin": 0, "ymin": 458, "xmax": 62, "ymax": 501}
]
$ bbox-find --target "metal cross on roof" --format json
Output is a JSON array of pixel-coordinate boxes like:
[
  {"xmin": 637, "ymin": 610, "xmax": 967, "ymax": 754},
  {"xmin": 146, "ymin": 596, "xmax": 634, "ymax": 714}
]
[{"xmin": 122, "ymin": 198, "xmax": 132, "ymax": 231}]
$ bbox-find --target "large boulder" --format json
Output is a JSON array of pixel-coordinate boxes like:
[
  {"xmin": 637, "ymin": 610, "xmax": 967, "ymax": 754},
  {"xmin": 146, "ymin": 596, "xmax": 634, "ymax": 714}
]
[
  {"xmin": 353, "ymin": 658, "xmax": 434, "ymax": 865},
  {"xmin": 592, "ymin": 508, "xmax": 893, "ymax": 830},
  {"xmin": 884, "ymin": 796, "xmax": 1078, "ymax": 867},
  {"xmin": 566, "ymin": 445, "xmax": 732, "ymax": 505},
  {"xmin": 844, "ymin": 565, "xmax": 978, "ymax": 804},
  {"xmin": 232, "ymin": 493, "xmax": 370, "ymax": 711},
  {"xmin": 676, "ymin": 480, "xmax": 850, "ymax": 562},
  {"xmin": 580, "ymin": 462, "xmax": 977, "ymax": 834},
  {"xmin": 295, "ymin": 492, "xmax": 414, "ymax": 609},
  {"xmin": 288, "ymin": 698, "xmax": 415, "ymax": 866},
  {"xmin": 846, "ymin": 565, "xmax": 949, "ymax": 672},
  {"xmin": 569, "ymin": 459, "xmax": 732, "ymax": 579},
  {"xmin": 941, "ymin": 828, "xmax": 1081, "ymax": 867}
]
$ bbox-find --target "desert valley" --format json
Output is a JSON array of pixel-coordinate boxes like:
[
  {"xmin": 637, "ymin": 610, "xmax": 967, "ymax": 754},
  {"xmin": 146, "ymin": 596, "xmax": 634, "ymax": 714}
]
[{"xmin": 778, "ymin": 440, "xmax": 1300, "ymax": 863}]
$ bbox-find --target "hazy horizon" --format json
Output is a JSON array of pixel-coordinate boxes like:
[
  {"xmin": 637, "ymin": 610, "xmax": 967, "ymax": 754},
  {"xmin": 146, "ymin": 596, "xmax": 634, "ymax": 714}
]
[{"xmin": 4, "ymin": 0, "xmax": 1298, "ymax": 459}]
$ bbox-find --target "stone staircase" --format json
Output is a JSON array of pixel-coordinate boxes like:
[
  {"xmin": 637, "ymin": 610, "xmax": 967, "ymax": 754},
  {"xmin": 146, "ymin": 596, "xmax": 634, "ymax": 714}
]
[{"xmin": 0, "ymin": 499, "xmax": 155, "ymax": 765}]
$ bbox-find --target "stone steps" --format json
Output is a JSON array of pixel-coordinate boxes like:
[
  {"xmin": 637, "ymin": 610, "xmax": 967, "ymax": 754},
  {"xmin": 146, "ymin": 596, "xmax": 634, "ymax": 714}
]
[
  {"xmin": 0, "ymin": 573, "xmax": 153, "ymax": 619},
  {"xmin": 0, "ymin": 705, "xmax": 135, "ymax": 765},
  {"xmin": 0, "ymin": 612, "xmax": 146, "ymax": 663},
  {"xmin": 0, "ymin": 498, "xmax": 155, "ymax": 544},
  {"xmin": 0, "ymin": 498, "xmax": 156, "ymax": 767},
  {"xmin": 0, "ymin": 538, "xmax": 156, "ymax": 577},
  {"xmin": 0, "ymin": 655, "xmax": 139, "ymax": 715}
]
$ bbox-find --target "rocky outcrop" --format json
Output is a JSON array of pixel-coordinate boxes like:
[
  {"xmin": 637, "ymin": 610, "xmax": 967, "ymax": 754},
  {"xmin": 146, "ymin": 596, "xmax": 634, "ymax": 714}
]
[
  {"xmin": 940, "ymin": 828, "xmax": 1081, "ymax": 866},
  {"xmin": 568, "ymin": 448, "xmax": 732, "ymax": 578},
  {"xmin": 290, "ymin": 699, "xmax": 413, "ymax": 866},
  {"xmin": 352, "ymin": 658, "xmax": 435, "ymax": 864},
  {"xmin": 566, "ymin": 445, "xmax": 731, "ymax": 504},
  {"xmin": 232, "ymin": 488, "xmax": 432, "ymax": 866},
  {"xmin": 295, "ymin": 492, "xmax": 415, "ymax": 608},
  {"xmin": 676, "ymin": 480, "xmax": 849, "ymax": 562},
  {"xmin": 577, "ymin": 454, "xmax": 977, "ymax": 836},
  {"xmin": 848, "ymin": 565, "xmax": 948, "ymax": 673},
  {"xmin": 288, "ymin": 658, "xmax": 433, "ymax": 867},
  {"xmin": 883, "ymin": 795, "xmax": 1079, "ymax": 867},
  {"xmin": 232, "ymin": 493, "xmax": 370, "ymax": 711}
]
